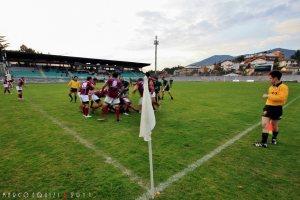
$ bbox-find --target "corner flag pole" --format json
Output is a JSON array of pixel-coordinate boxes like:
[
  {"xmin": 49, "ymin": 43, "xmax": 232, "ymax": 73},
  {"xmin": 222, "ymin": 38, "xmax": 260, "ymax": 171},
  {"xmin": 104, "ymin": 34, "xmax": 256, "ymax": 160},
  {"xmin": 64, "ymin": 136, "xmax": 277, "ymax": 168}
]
[
  {"xmin": 148, "ymin": 139, "xmax": 155, "ymax": 198},
  {"xmin": 139, "ymin": 76, "xmax": 156, "ymax": 198}
]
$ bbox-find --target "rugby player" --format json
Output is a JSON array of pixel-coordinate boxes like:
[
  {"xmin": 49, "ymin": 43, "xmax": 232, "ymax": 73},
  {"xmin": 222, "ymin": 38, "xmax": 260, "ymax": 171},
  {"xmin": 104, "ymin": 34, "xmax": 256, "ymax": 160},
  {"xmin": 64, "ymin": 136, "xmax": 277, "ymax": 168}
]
[
  {"xmin": 133, "ymin": 73, "xmax": 159, "ymax": 111},
  {"xmin": 16, "ymin": 77, "xmax": 25, "ymax": 101},
  {"xmin": 120, "ymin": 77, "xmax": 130, "ymax": 97},
  {"xmin": 170, "ymin": 77, "xmax": 174, "ymax": 88},
  {"xmin": 91, "ymin": 89, "xmax": 106, "ymax": 113},
  {"xmin": 3, "ymin": 77, "xmax": 11, "ymax": 94},
  {"xmin": 146, "ymin": 72, "xmax": 160, "ymax": 110},
  {"xmin": 154, "ymin": 76, "xmax": 162, "ymax": 103},
  {"xmin": 67, "ymin": 76, "xmax": 80, "ymax": 102},
  {"xmin": 254, "ymin": 71, "xmax": 289, "ymax": 148},
  {"xmin": 132, "ymin": 77, "xmax": 144, "ymax": 112},
  {"xmin": 119, "ymin": 78, "xmax": 138, "ymax": 115},
  {"xmin": 79, "ymin": 76, "xmax": 94, "ymax": 118},
  {"xmin": 120, "ymin": 93, "xmax": 135, "ymax": 115},
  {"xmin": 89, "ymin": 77, "xmax": 98, "ymax": 110},
  {"xmin": 161, "ymin": 77, "xmax": 174, "ymax": 100},
  {"xmin": 8, "ymin": 78, "xmax": 14, "ymax": 92},
  {"xmin": 99, "ymin": 72, "xmax": 123, "ymax": 122}
]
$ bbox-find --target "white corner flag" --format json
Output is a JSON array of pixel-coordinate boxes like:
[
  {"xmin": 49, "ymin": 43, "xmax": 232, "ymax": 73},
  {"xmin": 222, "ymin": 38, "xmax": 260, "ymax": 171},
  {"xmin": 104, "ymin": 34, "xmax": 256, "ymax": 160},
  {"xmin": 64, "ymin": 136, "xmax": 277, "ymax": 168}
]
[
  {"xmin": 139, "ymin": 76, "xmax": 156, "ymax": 198},
  {"xmin": 139, "ymin": 76, "xmax": 156, "ymax": 141}
]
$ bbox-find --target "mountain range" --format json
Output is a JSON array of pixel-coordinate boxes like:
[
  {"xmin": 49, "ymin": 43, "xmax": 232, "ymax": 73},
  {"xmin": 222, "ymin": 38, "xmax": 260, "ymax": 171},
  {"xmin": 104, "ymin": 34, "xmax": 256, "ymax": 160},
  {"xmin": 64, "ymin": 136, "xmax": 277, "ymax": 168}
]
[{"xmin": 188, "ymin": 48, "xmax": 297, "ymax": 67}]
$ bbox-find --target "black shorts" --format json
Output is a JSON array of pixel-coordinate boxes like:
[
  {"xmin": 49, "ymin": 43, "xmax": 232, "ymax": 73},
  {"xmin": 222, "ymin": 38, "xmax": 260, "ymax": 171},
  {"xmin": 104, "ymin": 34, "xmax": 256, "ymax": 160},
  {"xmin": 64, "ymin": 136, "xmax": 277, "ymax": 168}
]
[
  {"xmin": 262, "ymin": 105, "xmax": 282, "ymax": 120},
  {"xmin": 82, "ymin": 101, "xmax": 89, "ymax": 105},
  {"xmin": 70, "ymin": 88, "xmax": 77, "ymax": 93},
  {"xmin": 164, "ymin": 86, "xmax": 170, "ymax": 91},
  {"xmin": 94, "ymin": 99, "xmax": 101, "ymax": 104}
]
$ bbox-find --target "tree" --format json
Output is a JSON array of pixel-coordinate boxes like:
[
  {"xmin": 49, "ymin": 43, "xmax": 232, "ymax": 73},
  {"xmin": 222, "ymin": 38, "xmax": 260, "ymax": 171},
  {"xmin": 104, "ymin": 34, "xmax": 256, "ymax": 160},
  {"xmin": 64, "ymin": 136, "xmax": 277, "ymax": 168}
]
[
  {"xmin": 146, "ymin": 70, "xmax": 156, "ymax": 75},
  {"xmin": 235, "ymin": 55, "xmax": 245, "ymax": 62},
  {"xmin": 20, "ymin": 44, "xmax": 36, "ymax": 53},
  {"xmin": 273, "ymin": 57, "xmax": 280, "ymax": 70},
  {"xmin": 162, "ymin": 65, "xmax": 185, "ymax": 75},
  {"xmin": 213, "ymin": 63, "xmax": 224, "ymax": 75},
  {"xmin": 0, "ymin": 35, "xmax": 9, "ymax": 52},
  {"xmin": 291, "ymin": 50, "xmax": 300, "ymax": 63},
  {"xmin": 147, "ymin": 65, "xmax": 185, "ymax": 75},
  {"xmin": 203, "ymin": 66, "xmax": 209, "ymax": 74}
]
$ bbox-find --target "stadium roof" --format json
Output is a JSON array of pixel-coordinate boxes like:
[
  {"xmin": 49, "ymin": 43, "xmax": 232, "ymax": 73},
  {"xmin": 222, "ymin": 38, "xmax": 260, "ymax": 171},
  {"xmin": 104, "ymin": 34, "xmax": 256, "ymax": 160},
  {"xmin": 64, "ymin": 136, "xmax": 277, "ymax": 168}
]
[{"xmin": 4, "ymin": 51, "xmax": 150, "ymax": 68}]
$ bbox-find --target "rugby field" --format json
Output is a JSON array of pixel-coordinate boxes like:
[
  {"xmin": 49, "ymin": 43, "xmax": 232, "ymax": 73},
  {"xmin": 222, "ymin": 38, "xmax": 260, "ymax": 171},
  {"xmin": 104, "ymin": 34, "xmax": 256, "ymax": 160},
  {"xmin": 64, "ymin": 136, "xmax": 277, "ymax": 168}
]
[{"xmin": 0, "ymin": 81, "xmax": 299, "ymax": 199}]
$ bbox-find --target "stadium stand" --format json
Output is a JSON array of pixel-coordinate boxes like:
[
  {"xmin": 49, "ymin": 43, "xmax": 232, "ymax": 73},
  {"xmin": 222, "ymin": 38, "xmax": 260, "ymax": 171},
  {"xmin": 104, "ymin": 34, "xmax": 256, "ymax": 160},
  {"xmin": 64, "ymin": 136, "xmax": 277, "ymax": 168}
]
[
  {"xmin": 2, "ymin": 51, "xmax": 149, "ymax": 82},
  {"xmin": 70, "ymin": 71, "xmax": 90, "ymax": 79},
  {"xmin": 121, "ymin": 71, "xmax": 144, "ymax": 79},
  {"xmin": 0, "ymin": 62, "xmax": 6, "ymax": 76},
  {"xmin": 43, "ymin": 68, "xmax": 69, "ymax": 78},
  {"xmin": 8, "ymin": 66, "xmax": 145, "ymax": 81},
  {"xmin": 10, "ymin": 67, "xmax": 42, "ymax": 78}
]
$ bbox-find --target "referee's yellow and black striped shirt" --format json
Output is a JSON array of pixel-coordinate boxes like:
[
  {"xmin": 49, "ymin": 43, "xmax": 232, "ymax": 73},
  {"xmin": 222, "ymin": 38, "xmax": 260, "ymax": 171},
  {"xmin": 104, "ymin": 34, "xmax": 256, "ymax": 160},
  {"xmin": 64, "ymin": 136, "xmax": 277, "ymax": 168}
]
[
  {"xmin": 68, "ymin": 80, "xmax": 80, "ymax": 89},
  {"xmin": 266, "ymin": 82, "xmax": 289, "ymax": 106}
]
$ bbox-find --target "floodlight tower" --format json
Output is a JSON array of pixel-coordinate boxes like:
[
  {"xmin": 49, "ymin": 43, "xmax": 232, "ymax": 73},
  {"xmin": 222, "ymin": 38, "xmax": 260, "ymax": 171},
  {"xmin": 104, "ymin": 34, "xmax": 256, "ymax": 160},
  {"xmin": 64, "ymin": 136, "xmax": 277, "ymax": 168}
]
[{"xmin": 154, "ymin": 36, "xmax": 159, "ymax": 74}]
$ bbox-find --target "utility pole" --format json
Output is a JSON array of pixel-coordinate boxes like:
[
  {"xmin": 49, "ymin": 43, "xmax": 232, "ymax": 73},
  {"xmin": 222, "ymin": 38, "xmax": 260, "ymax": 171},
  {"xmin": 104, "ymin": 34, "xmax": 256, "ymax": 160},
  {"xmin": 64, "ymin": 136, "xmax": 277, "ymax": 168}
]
[{"xmin": 154, "ymin": 36, "xmax": 159, "ymax": 74}]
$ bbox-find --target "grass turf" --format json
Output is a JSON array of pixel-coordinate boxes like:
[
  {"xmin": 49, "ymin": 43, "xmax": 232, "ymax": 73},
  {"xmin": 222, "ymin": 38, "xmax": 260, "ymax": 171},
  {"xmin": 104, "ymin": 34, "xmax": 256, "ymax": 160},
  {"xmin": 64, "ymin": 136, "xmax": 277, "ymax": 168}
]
[{"xmin": 0, "ymin": 81, "xmax": 299, "ymax": 199}]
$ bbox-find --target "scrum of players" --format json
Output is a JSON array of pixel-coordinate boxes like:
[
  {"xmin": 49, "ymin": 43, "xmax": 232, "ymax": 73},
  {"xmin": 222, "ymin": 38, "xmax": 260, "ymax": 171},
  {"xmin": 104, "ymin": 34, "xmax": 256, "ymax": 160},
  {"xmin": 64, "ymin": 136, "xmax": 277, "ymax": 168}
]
[
  {"xmin": 2, "ymin": 72, "xmax": 174, "ymax": 114},
  {"xmin": 68, "ymin": 72, "xmax": 174, "ymax": 121}
]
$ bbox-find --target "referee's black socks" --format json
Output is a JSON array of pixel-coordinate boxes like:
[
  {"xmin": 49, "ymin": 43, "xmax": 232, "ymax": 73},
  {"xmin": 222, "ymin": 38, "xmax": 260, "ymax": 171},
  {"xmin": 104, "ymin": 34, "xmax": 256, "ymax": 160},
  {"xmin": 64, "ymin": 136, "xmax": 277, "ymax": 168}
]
[
  {"xmin": 272, "ymin": 131, "xmax": 279, "ymax": 140},
  {"xmin": 261, "ymin": 133, "xmax": 269, "ymax": 144},
  {"xmin": 69, "ymin": 94, "xmax": 73, "ymax": 101}
]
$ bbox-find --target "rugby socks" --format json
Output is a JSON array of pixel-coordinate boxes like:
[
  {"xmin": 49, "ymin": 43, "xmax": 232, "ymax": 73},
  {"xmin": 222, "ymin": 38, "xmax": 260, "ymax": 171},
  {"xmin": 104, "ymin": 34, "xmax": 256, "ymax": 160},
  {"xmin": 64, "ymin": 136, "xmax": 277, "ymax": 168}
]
[
  {"xmin": 261, "ymin": 132, "xmax": 269, "ymax": 144},
  {"xmin": 115, "ymin": 107, "xmax": 120, "ymax": 121},
  {"xmin": 272, "ymin": 131, "xmax": 279, "ymax": 140},
  {"xmin": 74, "ymin": 95, "xmax": 77, "ymax": 102},
  {"xmin": 85, "ymin": 107, "xmax": 89, "ymax": 116},
  {"xmin": 82, "ymin": 106, "xmax": 86, "ymax": 115},
  {"xmin": 102, "ymin": 106, "xmax": 109, "ymax": 115},
  {"xmin": 82, "ymin": 106, "xmax": 89, "ymax": 116},
  {"xmin": 102, "ymin": 106, "xmax": 108, "ymax": 113}
]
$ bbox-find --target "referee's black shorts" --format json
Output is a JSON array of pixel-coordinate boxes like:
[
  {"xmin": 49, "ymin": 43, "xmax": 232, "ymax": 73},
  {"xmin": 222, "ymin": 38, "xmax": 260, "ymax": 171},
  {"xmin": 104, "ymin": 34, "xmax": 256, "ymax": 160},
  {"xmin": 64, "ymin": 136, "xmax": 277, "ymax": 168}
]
[
  {"xmin": 262, "ymin": 105, "xmax": 282, "ymax": 120},
  {"xmin": 70, "ymin": 88, "xmax": 78, "ymax": 93}
]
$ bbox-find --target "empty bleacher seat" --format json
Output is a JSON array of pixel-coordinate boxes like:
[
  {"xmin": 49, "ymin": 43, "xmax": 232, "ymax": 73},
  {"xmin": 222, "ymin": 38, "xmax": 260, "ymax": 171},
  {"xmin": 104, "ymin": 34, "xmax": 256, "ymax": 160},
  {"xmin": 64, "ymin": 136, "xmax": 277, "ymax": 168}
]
[{"xmin": 10, "ymin": 67, "xmax": 42, "ymax": 78}]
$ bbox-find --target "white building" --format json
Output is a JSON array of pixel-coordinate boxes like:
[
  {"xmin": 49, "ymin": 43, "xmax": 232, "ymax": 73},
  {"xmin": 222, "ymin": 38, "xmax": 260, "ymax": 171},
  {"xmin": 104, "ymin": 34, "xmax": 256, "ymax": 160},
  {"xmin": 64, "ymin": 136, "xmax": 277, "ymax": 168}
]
[
  {"xmin": 279, "ymin": 60, "xmax": 287, "ymax": 67},
  {"xmin": 250, "ymin": 58, "xmax": 269, "ymax": 65},
  {"xmin": 232, "ymin": 63, "xmax": 240, "ymax": 70},
  {"xmin": 206, "ymin": 64, "xmax": 215, "ymax": 71},
  {"xmin": 287, "ymin": 59, "xmax": 298, "ymax": 66},
  {"xmin": 220, "ymin": 61, "xmax": 234, "ymax": 71}
]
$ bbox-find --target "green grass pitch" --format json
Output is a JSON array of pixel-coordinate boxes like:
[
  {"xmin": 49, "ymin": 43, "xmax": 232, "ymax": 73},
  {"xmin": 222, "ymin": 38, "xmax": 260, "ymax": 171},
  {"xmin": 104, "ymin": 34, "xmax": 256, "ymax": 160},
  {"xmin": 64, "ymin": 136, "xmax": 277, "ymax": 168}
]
[{"xmin": 0, "ymin": 82, "xmax": 299, "ymax": 199}]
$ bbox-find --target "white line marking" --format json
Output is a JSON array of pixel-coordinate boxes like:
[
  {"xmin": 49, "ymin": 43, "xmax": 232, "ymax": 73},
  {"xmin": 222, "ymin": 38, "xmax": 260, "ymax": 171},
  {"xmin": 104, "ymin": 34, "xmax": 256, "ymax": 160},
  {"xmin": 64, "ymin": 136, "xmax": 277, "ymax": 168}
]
[
  {"xmin": 29, "ymin": 104, "xmax": 148, "ymax": 190},
  {"xmin": 137, "ymin": 96, "xmax": 300, "ymax": 200}
]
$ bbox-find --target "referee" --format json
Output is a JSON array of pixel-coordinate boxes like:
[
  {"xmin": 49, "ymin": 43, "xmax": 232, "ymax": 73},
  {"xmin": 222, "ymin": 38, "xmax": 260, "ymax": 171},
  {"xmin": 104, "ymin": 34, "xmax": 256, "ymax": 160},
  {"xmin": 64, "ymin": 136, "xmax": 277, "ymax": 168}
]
[
  {"xmin": 254, "ymin": 70, "xmax": 289, "ymax": 148},
  {"xmin": 68, "ymin": 76, "xmax": 80, "ymax": 102}
]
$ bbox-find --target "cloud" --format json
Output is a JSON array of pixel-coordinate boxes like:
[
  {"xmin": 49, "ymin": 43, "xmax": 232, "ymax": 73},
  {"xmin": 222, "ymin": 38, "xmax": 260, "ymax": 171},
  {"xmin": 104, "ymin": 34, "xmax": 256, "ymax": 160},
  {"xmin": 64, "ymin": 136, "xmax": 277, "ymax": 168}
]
[
  {"xmin": 2, "ymin": 0, "xmax": 300, "ymax": 70},
  {"xmin": 131, "ymin": 0, "xmax": 300, "ymax": 69},
  {"xmin": 275, "ymin": 18, "xmax": 300, "ymax": 34}
]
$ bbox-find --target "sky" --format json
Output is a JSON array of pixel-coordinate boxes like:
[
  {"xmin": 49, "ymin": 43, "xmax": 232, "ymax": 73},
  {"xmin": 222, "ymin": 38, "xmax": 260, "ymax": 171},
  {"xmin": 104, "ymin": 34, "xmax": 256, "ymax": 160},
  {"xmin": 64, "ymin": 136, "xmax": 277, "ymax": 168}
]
[{"xmin": 1, "ymin": 0, "xmax": 300, "ymax": 71}]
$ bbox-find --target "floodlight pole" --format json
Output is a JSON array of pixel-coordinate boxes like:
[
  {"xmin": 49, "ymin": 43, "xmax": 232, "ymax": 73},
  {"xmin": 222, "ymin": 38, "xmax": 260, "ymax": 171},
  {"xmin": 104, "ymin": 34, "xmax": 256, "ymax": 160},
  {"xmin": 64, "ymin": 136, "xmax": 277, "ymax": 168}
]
[{"xmin": 154, "ymin": 36, "xmax": 159, "ymax": 74}]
